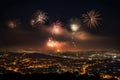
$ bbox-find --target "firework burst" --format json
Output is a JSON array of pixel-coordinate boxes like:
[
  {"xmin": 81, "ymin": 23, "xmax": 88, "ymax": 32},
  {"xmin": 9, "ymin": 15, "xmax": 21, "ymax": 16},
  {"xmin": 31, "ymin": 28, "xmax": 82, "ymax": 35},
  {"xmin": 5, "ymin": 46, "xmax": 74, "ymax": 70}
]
[
  {"xmin": 31, "ymin": 10, "xmax": 47, "ymax": 26},
  {"xmin": 82, "ymin": 10, "xmax": 101, "ymax": 28},
  {"xmin": 47, "ymin": 38, "xmax": 56, "ymax": 48},
  {"xmin": 69, "ymin": 18, "xmax": 81, "ymax": 32},
  {"xmin": 70, "ymin": 24, "xmax": 80, "ymax": 32},
  {"xmin": 52, "ymin": 20, "xmax": 63, "ymax": 35},
  {"xmin": 7, "ymin": 21, "xmax": 16, "ymax": 29},
  {"xmin": 7, "ymin": 20, "xmax": 20, "ymax": 29}
]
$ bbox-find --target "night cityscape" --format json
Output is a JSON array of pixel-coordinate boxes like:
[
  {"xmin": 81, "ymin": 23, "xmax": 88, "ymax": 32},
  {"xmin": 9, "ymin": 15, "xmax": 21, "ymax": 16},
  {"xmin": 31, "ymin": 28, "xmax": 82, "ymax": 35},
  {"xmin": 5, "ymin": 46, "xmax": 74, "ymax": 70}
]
[{"xmin": 0, "ymin": 0, "xmax": 120, "ymax": 80}]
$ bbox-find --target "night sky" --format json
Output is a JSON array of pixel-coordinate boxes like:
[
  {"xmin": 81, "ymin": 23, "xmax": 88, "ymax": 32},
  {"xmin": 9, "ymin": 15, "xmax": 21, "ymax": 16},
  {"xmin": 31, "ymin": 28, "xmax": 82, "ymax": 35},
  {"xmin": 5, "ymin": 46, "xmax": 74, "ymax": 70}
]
[{"xmin": 0, "ymin": 0, "xmax": 120, "ymax": 51}]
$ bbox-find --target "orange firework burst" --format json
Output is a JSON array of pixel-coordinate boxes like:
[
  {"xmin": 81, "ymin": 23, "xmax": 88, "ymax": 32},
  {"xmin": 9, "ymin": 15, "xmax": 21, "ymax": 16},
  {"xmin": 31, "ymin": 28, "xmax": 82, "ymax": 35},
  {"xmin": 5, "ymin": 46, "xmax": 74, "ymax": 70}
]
[
  {"xmin": 7, "ymin": 21, "xmax": 16, "ymax": 29},
  {"xmin": 7, "ymin": 20, "xmax": 20, "ymax": 29},
  {"xmin": 82, "ymin": 10, "xmax": 101, "ymax": 28},
  {"xmin": 52, "ymin": 21, "xmax": 63, "ymax": 35},
  {"xmin": 47, "ymin": 38, "xmax": 56, "ymax": 48},
  {"xmin": 46, "ymin": 38, "xmax": 68, "ymax": 51}
]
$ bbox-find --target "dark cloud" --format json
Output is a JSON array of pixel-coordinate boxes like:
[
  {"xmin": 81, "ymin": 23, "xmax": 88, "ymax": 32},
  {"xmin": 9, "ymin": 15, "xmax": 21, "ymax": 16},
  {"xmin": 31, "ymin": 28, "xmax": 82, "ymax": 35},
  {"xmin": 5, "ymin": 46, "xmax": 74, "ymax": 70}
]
[{"xmin": 0, "ymin": 24, "xmax": 120, "ymax": 50}]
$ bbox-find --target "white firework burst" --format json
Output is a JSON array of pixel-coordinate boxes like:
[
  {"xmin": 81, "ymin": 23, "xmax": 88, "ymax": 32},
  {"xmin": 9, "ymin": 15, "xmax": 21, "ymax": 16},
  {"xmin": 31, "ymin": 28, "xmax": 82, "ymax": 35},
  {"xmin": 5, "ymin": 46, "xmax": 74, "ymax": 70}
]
[{"xmin": 31, "ymin": 10, "xmax": 47, "ymax": 26}]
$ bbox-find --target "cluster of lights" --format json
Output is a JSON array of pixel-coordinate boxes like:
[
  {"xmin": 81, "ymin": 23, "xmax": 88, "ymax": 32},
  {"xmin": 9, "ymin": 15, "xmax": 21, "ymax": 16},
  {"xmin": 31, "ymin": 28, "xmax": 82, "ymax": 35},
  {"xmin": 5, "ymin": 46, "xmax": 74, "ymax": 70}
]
[{"xmin": 47, "ymin": 38, "xmax": 57, "ymax": 48}]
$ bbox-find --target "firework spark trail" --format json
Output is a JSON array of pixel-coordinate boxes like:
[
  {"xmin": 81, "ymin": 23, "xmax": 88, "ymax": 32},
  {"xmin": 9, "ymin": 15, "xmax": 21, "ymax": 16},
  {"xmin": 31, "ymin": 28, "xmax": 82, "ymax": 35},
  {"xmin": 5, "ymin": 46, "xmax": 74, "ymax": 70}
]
[
  {"xmin": 71, "ymin": 32, "xmax": 78, "ymax": 49},
  {"xmin": 70, "ymin": 23, "xmax": 80, "ymax": 49},
  {"xmin": 82, "ymin": 10, "xmax": 101, "ymax": 28}
]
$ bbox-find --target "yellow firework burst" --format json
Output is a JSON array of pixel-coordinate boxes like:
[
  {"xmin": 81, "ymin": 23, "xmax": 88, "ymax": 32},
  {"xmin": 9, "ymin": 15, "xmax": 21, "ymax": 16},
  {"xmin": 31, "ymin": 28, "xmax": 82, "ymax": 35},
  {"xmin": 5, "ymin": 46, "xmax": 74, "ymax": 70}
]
[{"xmin": 82, "ymin": 10, "xmax": 101, "ymax": 28}]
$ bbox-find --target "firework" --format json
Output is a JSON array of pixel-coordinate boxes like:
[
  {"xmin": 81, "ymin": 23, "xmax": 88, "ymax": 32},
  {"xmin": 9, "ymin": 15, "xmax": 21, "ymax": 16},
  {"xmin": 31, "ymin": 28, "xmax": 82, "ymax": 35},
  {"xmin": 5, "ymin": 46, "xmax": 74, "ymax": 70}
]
[
  {"xmin": 47, "ymin": 38, "xmax": 56, "ymax": 48},
  {"xmin": 70, "ymin": 24, "xmax": 80, "ymax": 32},
  {"xmin": 82, "ymin": 10, "xmax": 101, "ymax": 28},
  {"xmin": 7, "ymin": 21, "xmax": 16, "ymax": 28},
  {"xmin": 7, "ymin": 20, "xmax": 20, "ymax": 29},
  {"xmin": 46, "ymin": 38, "xmax": 67, "ymax": 51},
  {"xmin": 69, "ymin": 18, "xmax": 81, "ymax": 32},
  {"xmin": 69, "ymin": 18, "xmax": 81, "ymax": 49},
  {"xmin": 30, "ymin": 19, "xmax": 35, "ymax": 26},
  {"xmin": 31, "ymin": 10, "xmax": 47, "ymax": 26},
  {"xmin": 52, "ymin": 21, "xmax": 63, "ymax": 35}
]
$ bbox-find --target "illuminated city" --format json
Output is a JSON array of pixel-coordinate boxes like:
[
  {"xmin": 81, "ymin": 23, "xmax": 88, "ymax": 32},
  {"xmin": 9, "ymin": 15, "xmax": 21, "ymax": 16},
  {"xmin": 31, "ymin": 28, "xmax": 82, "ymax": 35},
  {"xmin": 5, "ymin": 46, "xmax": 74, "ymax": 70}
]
[{"xmin": 0, "ymin": 49, "xmax": 120, "ymax": 79}]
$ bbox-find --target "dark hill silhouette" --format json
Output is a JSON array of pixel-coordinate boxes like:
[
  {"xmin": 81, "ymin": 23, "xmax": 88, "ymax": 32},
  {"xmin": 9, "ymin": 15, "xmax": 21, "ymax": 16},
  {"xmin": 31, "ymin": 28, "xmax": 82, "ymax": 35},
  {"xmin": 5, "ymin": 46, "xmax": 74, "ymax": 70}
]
[{"xmin": 0, "ymin": 72, "xmax": 106, "ymax": 80}]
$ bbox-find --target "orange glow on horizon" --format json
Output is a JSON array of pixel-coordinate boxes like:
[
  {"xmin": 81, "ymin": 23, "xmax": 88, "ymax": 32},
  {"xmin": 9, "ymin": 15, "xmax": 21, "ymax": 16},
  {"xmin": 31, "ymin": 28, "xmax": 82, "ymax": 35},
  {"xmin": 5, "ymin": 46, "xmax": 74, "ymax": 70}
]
[
  {"xmin": 47, "ymin": 38, "xmax": 57, "ymax": 48},
  {"xmin": 46, "ymin": 38, "xmax": 68, "ymax": 51}
]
